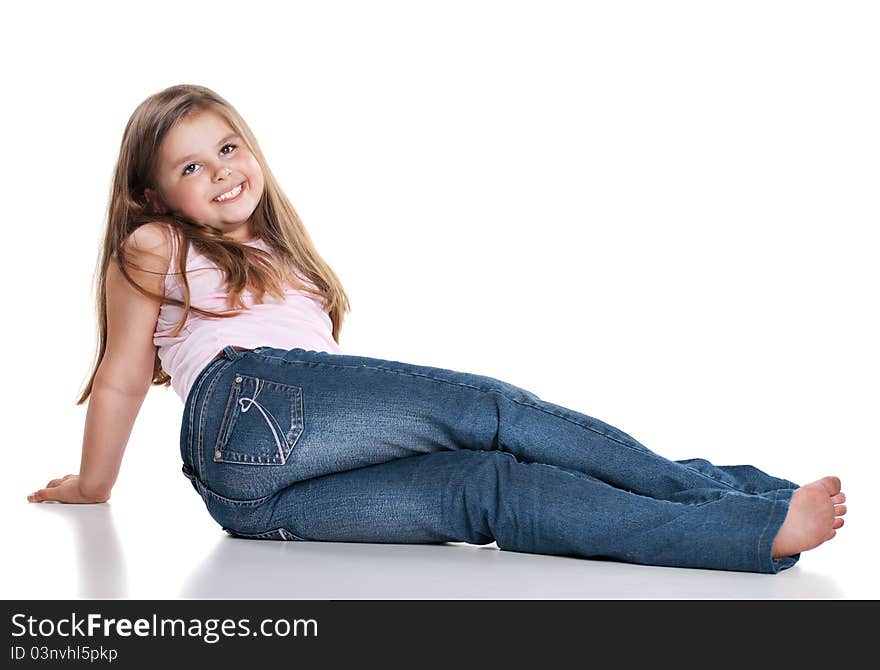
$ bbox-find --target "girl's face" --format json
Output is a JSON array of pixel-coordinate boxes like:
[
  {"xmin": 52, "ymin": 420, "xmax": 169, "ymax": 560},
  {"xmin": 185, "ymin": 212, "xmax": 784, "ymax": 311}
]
[{"xmin": 144, "ymin": 110, "xmax": 265, "ymax": 241}]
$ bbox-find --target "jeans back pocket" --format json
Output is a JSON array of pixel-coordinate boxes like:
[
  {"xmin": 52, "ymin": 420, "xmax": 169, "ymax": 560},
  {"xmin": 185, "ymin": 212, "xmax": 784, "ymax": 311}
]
[{"xmin": 213, "ymin": 374, "xmax": 304, "ymax": 465}]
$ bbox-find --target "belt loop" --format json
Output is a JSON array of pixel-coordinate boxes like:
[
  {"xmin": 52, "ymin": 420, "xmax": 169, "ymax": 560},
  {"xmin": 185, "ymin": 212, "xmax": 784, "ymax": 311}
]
[{"xmin": 222, "ymin": 345, "xmax": 241, "ymax": 360}]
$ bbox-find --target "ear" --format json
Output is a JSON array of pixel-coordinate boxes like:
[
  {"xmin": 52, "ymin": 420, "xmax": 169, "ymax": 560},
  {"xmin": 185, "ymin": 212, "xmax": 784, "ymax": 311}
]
[{"xmin": 143, "ymin": 187, "xmax": 167, "ymax": 214}]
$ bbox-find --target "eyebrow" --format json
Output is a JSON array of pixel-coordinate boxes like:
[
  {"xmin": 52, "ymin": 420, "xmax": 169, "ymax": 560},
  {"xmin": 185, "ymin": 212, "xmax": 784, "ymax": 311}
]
[{"xmin": 171, "ymin": 134, "xmax": 240, "ymax": 168}]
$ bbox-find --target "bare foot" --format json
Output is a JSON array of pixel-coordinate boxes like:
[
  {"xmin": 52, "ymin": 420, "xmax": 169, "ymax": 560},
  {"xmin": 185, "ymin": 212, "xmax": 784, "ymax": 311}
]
[{"xmin": 771, "ymin": 476, "xmax": 847, "ymax": 559}]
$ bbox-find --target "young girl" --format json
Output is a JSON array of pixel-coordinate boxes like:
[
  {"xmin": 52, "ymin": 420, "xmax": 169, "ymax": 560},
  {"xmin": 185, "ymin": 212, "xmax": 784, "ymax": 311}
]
[{"xmin": 28, "ymin": 84, "xmax": 846, "ymax": 574}]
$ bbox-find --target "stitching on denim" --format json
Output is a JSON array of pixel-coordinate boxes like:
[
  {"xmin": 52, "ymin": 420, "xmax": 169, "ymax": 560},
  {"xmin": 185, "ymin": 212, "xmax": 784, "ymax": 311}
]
[
  {"xmin": 197, "ymin": 359, "xmax": 236, "ymax": 481},
  {"xmin": 213, "ymin": 377, "xmax": 243, "ymax": 460},
  {"xmin": 188, "ymin": 357, "xmax": 228, "ymax": 466},
  {"xmin": 679, "ymin": 464, "xmax": 755, "ymax": 494},
  {"xmin": 198, "ymin": 359, "xmax": 238, "ymax": 475},
  {"xmin": 238, "ymin": 378, "xmax": 287, "ymax": 460},
  {"xmin": 195, "ymin": 478, "xmax": 273, "ymax": 507},
  {"xmin": 253, "ymin": 352, "xmax": 652, "ymax": 457},
  {"xmin": 526, "ymin": 460, "xmax": 725, "ymax": 508},
  {"xmin": 186, "ymin": 359, "xmax": 220, "ymax": 471},
  {"xmin": 215, "ymin": 376, "xmax": 303, "ymax": 465},
  {"xmin": 498, "ymin": 396, "xmax": 652, "ymax": 457},
  {"xmin": 756, "ymin": 489, "xmax": 780, "ymax": 572},
  {"xmin": 186, "ymin": 357, "xmax": 228, "ymax": 477}
]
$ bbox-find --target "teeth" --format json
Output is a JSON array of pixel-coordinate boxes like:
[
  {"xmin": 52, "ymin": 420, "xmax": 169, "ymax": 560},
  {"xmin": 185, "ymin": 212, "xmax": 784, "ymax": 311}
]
[{"xmin": 214, "ymin": 183, "xmax": 243, "ymax": 201}]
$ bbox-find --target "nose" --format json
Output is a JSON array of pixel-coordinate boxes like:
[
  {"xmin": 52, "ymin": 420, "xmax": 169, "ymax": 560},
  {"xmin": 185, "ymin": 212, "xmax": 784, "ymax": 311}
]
[{"xmin": 214, "ymin": 166, "xmax": 233, "ymax": 181}]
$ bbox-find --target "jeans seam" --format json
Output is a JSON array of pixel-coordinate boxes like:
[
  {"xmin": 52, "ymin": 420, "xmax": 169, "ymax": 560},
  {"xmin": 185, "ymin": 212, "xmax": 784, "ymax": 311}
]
[
  {"xmin": 186, "ymin": 356, "xmax": 229, "ymax": 478},
  {"xmin": 197, "ymin": 359, "xmax": 237, "ymax": 482},
  {"xmin": 679, "ymin": 464, "xmax": 753, "ymax": 493},
  {"xmin": 756, "ymin": 489, "xmax": 779, "ymax": 572},
  {"xmin": 196, "ymin": 478, "xmax": 274, "ymax": 507}
]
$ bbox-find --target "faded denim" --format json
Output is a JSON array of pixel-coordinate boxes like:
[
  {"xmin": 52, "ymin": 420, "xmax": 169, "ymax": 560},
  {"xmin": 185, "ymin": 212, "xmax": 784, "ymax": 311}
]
[{"xmin": 180, "ymin": 345, "xmax": 801, "ymax": 574}]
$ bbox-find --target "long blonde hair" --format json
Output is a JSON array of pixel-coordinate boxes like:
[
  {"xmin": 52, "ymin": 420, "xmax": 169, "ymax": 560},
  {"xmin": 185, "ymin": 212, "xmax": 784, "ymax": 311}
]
[{"xmin": 76, "ymin": 84, "xmax": 351, "ymax": 405}]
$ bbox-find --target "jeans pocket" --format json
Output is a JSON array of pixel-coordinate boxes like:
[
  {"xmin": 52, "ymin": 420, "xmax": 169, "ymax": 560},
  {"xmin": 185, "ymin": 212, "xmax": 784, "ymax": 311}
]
[{"xmin": 213, "ymin": 374, "xmax": 304, "ymax": 465}]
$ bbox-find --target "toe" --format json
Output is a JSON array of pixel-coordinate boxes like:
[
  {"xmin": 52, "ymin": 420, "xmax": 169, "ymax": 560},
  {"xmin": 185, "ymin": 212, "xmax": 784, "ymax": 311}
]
[
  {"xmin": 820, "ymin": 476, "xmax": 842, "ymax": 496},
  {"xmin": 831, "ymin": 492, "xmax": 846, "ymax": 504},
  {"xmin": 834, "ymin": 504, "xmax": 847, "ymax": 516},
  {"xmin": 832, "ymin": 517, "xmax": 844, "ymax": 529}
]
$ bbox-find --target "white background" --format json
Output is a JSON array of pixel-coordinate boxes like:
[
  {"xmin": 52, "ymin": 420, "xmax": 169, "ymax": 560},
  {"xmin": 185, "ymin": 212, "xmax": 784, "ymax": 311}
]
[{"xmin": 1, "ymin": 1, "xmax": 877, "ymax": 598}]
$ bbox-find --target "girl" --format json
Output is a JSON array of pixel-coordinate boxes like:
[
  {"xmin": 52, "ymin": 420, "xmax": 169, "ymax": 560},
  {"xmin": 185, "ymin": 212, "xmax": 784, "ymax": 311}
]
[{"xmin": 29, "ymin": 84, "xmax": 846, "ymax": 574}]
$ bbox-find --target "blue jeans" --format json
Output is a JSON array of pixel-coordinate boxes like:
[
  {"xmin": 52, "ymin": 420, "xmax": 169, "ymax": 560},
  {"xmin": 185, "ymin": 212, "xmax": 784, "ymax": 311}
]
[{"xmin": 179, "ymin": 345, "xmax": 801, "ymax": 574}]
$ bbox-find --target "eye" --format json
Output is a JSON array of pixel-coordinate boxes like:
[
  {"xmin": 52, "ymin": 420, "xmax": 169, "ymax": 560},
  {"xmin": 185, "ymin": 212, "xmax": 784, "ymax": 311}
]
[{"xmin": 181, "ymin": 143, "xmax": 238, "ymax": 176}]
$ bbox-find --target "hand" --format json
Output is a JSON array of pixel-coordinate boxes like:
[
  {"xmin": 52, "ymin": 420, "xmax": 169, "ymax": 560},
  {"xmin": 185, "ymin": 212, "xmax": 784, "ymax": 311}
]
[{"xmin": 27, "ymin": 475, "xmax": 109, "ymax": 504}]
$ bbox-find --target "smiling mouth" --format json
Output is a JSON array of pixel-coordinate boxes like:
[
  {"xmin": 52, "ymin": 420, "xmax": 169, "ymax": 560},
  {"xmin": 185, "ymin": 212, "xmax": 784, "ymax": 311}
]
[{"xmin": 213, "ymin": 181, "xmax": 246, "ymax": 203}]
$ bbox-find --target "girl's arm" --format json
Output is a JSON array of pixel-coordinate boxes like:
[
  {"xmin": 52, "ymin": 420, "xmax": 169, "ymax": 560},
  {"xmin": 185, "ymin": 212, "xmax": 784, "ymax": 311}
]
[
  {"xmin": 29, "ymin": 223, "xmax": 171, "ymax": 504},
  {"xmin": 32, "ymin": 381, "xmax": 151, "ymax": 503}
]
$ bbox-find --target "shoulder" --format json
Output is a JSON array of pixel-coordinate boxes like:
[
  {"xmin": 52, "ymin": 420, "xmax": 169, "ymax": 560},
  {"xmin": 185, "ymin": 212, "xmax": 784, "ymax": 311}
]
[
  {"xmin": 123, "ymin": 221, "xmax": 173, "ymax": 255},
  {"xmin": 119, "ymin": 222, "xmax": 175, "ymax": 274},
  {"xmin": 115, "ymin": 223, "xmax": 174, "ymax": 297}
]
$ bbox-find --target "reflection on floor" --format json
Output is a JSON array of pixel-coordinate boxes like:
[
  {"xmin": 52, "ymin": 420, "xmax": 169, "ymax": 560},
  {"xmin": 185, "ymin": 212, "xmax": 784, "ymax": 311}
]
[{"xmin": 8, "ymin": 494, "xmax": 850, "ymax": 600}]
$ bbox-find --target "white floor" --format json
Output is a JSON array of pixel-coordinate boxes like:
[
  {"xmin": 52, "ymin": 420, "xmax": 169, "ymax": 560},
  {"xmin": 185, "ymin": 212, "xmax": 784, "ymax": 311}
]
[{"xmin": 3, "ymin": 476, "xmax": 871, "ymax": 600}]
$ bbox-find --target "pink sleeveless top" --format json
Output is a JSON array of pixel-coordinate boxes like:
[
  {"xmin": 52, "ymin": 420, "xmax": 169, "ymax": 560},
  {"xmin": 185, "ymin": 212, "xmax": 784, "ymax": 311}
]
[{"xmin": 152, "ymin": 226, "xmax": 344, "ymax": 402}]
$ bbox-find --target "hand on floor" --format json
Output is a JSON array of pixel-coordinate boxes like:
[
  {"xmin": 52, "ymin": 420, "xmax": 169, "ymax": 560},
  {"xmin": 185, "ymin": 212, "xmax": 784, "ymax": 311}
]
[{"xmin": 27, "ymin": 474, "xmax": 109, "ymax": 504}]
